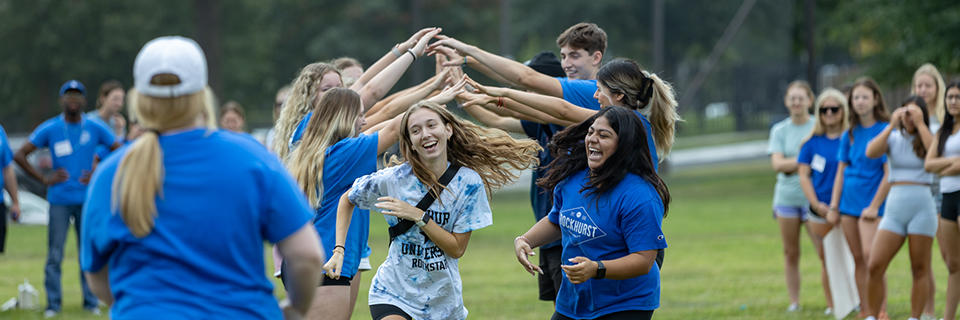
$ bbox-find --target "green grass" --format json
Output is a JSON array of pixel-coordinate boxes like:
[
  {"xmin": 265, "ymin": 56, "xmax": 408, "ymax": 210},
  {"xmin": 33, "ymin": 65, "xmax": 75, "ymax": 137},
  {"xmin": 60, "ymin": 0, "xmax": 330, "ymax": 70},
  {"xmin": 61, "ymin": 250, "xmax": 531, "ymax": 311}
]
[{"xmin": 0, "ymin": 159, "xmax": 949, "ymax": 319}]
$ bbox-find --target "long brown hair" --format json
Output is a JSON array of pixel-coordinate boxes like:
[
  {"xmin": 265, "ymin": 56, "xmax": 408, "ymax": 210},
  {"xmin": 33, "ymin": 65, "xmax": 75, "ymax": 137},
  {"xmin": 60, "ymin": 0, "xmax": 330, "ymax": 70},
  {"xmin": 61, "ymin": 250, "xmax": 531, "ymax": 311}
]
[
  {"xmin": 390, "ymin": 101, "xmax": 541, "ymax": 198},
  {"xmin": 286, "ymin": 88, "xmax": 363, "ymax": 207},
  {"xmin": 96, "ymin": 80, "xmax": 124, "ymax": 110},
  {"xmin": 847, "ymin": 77, "xmax": 891, "ymax": 143},
  {"xmin": 273, "ymin": 62, "xmax": 342, "ymax": 161}
]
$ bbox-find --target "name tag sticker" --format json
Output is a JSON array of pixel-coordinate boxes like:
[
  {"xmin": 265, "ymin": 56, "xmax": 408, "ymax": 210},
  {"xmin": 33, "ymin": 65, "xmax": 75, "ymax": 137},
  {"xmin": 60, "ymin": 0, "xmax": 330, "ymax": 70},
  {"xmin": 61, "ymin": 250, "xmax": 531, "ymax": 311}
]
[
  {"xmin": 53, "ymin": 140, "xmax": 73, "ymax": 157},
  {"xmin": 811, "ymin": 154, "xmax": 826, "ymax": 172}
]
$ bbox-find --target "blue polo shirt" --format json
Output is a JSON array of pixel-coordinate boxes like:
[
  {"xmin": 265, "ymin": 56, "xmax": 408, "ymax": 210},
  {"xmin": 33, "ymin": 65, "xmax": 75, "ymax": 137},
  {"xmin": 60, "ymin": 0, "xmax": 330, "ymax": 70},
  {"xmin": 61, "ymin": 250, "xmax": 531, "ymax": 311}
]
[
  {"xmin": 81, "ymin": 128, "xmax": 313, "ymax": 320},
  {"xmin": 28, "ymin": 115, "xmax": 115, "ymax": 205}
]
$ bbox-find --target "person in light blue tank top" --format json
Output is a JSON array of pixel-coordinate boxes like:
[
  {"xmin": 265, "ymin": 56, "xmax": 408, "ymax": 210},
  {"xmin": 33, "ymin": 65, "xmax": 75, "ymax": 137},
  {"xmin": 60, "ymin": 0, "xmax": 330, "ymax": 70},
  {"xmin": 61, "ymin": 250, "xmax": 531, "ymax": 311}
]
[
  {"xmin": 826, "ymin": 77, "xmax": 893, "ymax": 318},
  {"xmin": 861, "ymin": 96, "xmax": 936, "ymax": 320}
]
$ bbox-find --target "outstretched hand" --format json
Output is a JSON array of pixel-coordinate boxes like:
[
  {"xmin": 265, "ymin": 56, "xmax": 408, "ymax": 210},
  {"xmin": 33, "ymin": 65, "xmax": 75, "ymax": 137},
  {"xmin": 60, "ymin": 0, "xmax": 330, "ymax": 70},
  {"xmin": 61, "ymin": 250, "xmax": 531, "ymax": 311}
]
[
  {"xmin": 514, "ymin": 237, "xmax": 541, "ymax": 276},
  {"xmin": 427, "ymin": 74, "xmax": 468, "ymax": 106},
  {"xmin": 427, "ymin": 35, "xmax": 473, "ymax": 58},
  {"xmin": 465, "ymin": 76, "xmax": 506, "ymax": 97},
  {"xmin": 411, "ymin": 28, "xmax": 443, "ymax": 58}
]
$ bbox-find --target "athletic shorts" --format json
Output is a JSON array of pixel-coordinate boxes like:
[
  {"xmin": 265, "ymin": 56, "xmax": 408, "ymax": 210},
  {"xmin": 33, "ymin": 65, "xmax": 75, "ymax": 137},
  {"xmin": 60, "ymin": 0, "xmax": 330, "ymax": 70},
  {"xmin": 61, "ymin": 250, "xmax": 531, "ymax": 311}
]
[
  {"xmin": 806, "ymin": 204, "xmax": 828, "ymax": 225},
  {"xmin": 538, "ymin": 246, "xmax": 563, "ymax": 301},
  {"xmin": 370, "ymin": 304, "xmax": 412, "ymax": 320},
  {"xmin": 359, "ymin": 257, "xmax": 372, "ymax": 271},
  {"xmin": 773, "ymin": 205, "xmax": 808, "ymax": 221},
  {"xmin": 878, "ymin": 185, "xmax": 938, "ymax": 237},
  {"xmin": 551, "ymin": 310, "xmax": 654, "ymax": 320},
  {"xmin": 941, "ymin": 190, "xmax": 960, "ymax": 221}
]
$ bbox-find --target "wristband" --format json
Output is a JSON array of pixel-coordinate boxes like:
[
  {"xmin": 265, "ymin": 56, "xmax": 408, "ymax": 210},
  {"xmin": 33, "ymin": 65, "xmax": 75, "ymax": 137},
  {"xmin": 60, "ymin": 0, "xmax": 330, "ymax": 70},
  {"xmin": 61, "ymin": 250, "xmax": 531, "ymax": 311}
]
[
  {"xmin": 463, "ymin": 56, "xmax": 468, "ymax": 66},
  {"xmin": 497, "ymin": 96, "xmax": 504, "ymax": 108},
  {"xmin": 514, "ymin": 236, "xmax": 531, "ymax": 246},
  {"xmin": 406, "ymin": 48, "xmax": 418, "ymax": 61},
  {"xmin": 333, "ymin": 245, "xmax": 345, "ymax": 253},
  {"xmin": 392, "ymin": 44, "xmax": 403, "ymax": 58}
]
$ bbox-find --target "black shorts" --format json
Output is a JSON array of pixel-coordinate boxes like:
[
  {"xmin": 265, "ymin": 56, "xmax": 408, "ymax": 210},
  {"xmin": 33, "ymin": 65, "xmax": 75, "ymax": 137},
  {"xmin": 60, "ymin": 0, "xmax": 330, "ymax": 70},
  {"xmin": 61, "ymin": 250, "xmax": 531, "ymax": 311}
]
[
  {"xmin": 538, "ymin": 246, "xmax": 563, "ymax": 301},
  {"xmin": 551, "ymin": 309, "xmax": 654, "ymax": 320},
  {"xmin": 279, "ymin": 260, "xmax": 352, "ymax": 289},
  {"xmin": 370, "ymin": 304, "xmax": 412, "ymax": 320},
  {"xmin": 942, "ymin": 190, "xmax": 960, "ymax": 221}
]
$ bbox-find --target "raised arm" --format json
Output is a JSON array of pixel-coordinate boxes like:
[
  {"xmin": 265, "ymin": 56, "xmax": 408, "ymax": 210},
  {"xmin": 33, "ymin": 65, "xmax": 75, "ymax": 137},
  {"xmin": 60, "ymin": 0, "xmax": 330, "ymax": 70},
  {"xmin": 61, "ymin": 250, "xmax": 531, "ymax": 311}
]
[
  {"xmin": 430, "ymin": 45, "xmax": 519, "ymax": 87},
  {"xmin": 428, "ymin": 35, "xmax": 563, "ymax": 97},
  {"xmin": 356, "ymin": 28, "xmax": 442, "ymax": 111},
  {"xmin": 865, "ymin": 122, "xmax": 894, "ymax": 159},
  {"xmin": 460, "ymin": 100, "xmax": 525, "ymax": 133},
  {"xmin": 466, "ymin": 76, "xmax": 593, "ymax": 123},
  {"xmin": 351, "ymin": 27, "xmax": 436, "ymax": 92},
  {"xmin": 363, "ymin": 69, "xmax": 448, "ymax": 130}
]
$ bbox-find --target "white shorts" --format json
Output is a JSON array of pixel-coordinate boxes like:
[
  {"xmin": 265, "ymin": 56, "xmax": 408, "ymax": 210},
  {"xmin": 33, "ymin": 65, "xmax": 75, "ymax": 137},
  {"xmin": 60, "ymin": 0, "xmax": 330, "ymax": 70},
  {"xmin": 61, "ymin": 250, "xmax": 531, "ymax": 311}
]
[{"xmin": 359, "ymin": 257, "xmax": 372, "ymax": 271}]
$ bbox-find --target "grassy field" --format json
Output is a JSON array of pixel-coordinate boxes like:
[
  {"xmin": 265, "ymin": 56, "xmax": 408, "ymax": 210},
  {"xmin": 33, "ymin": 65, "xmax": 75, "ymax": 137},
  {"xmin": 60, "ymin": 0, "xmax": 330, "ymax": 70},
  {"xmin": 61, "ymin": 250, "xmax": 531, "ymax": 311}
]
[{"xmin": 0, "ymin": 159, "xmax": 948, "ymax": 319}]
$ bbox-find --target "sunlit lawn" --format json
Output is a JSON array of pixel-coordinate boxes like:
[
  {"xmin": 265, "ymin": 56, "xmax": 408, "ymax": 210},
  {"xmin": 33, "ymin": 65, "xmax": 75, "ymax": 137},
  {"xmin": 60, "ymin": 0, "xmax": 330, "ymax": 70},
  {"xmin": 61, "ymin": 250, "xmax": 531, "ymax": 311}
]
[{"xmin": 0, "ymin": 159, "xmax": 947, "ymax": 319}]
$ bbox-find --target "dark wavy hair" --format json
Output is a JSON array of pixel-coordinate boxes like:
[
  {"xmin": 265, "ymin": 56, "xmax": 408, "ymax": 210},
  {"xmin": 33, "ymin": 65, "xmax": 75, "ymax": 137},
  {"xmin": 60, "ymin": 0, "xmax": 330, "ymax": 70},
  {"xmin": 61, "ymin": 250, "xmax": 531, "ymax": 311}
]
[
  {"xmin": 537, "ymin": 106, "xmax": 671, "ymax": 215},
  {"xmin": 936, "ymin": 81, "xmax": 960, "ymax": 156},
  {"xmin": 900, "ymin": 95, "xmax": 930, "ymax": 158}
]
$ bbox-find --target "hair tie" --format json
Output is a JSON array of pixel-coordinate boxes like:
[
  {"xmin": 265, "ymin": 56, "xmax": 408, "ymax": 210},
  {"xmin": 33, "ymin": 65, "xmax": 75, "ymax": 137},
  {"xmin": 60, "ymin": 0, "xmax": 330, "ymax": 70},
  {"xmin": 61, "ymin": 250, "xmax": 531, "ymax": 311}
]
[{"xmin": 147, "ymin": 129, "xmax": 162, "ymax": 136}]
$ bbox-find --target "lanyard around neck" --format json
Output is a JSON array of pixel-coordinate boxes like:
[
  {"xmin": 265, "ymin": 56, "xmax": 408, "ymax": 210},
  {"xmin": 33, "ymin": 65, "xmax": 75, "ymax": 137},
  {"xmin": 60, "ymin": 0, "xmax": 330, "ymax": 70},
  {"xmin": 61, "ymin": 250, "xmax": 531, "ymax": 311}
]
[{"xmin": 60, "ymin": 114, "xmax": 85, "ymax": 148}]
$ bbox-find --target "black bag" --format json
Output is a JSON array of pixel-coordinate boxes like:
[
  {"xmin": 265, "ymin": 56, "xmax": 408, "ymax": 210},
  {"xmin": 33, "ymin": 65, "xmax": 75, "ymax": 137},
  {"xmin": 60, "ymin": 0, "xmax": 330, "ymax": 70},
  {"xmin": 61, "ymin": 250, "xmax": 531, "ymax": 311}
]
[{"xmin": 388, "ymin": 164, "xmax": 461, "ymax": 244}]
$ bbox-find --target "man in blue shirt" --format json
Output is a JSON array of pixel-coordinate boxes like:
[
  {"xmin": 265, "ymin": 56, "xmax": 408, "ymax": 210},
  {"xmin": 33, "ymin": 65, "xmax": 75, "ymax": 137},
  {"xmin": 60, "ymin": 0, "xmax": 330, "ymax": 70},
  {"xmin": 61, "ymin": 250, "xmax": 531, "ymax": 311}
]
[{"xmin": 14, "ymin": 80, "xmax": 121, "ymax": 317}]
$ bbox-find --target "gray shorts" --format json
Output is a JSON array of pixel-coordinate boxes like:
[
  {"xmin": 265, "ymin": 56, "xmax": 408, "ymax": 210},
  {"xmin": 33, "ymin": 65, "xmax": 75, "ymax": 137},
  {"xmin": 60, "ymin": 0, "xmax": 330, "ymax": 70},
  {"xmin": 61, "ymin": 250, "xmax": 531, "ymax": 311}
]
[{"xmin": 879, "ymin": 184, "xmax": 938, "ymax": 237}]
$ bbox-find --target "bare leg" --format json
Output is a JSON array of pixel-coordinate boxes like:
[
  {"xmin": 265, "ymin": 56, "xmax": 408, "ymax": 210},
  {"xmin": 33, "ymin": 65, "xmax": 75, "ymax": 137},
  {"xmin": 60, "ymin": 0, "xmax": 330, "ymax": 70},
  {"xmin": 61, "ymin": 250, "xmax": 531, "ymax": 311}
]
[
  {"xmin": 940, "ymin": 219, "xmax": 960, "ymax": 320},
  {"xmin": 860, "ymin": 217, "xmax": 887, "ymax": 315},
  {"xmin": 778, "ymin": 216, "xmax": 803, "ymax": 306},
  {"xmin": 908, "ymin": 234, "xmax": 934, "ymax": 319},
  {"xmin": 866, "ymin": 230, "xmax": 904, "ymax": 317},
  {"xmin": 841, "ymin": 215, "xmax": 869, "ymax": 314},
  {"xmin": 349, "ymin": 271, "xmax": 362, "ymax": 314},
  {"xmin": 306, "ymin": 285, "xmax": 352, "ymax": 320},
  {"xmin": 807, "ymin": 220, "xmax": 834, "ymax": 309}
]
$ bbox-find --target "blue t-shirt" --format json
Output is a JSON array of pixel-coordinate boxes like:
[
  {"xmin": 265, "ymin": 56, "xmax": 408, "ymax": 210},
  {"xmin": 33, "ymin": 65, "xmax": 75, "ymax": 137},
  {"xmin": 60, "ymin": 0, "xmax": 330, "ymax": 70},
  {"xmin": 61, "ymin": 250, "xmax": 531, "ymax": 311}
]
[
  {"xmin": 0, "ymin": 125, "xmax": 13, "ymax": 202},
  {"xmin": 548, "ymin": 169, "xmax": 667, "ymax": 318},
  {"xmin": 556, "ymin": 78, "xmax": 600, "ymax": 110},
  {"xmin": 312, "ymin": 133, "xmax": 379, "ymax": 278},
  {"xmin": 80, "ymin": 128, "xmax": 313, "ymax": 320},
  {"xmin": 838, "ymin": 122, "xmax": 889, "ymax": 216},
  {"xmin": 521, "ymin": 120, "xmax": 563, "ymax": 249},
  {"xmin": 28, "ymin": 115, "xmax": 115, "ymax": 205},
  {"xmin": 797, "ymin": 135, "xmax": 841, "ymax": 205},
  {"xmin": 291, "ymin": 111, "xmax": 373, "ymax": 261}
]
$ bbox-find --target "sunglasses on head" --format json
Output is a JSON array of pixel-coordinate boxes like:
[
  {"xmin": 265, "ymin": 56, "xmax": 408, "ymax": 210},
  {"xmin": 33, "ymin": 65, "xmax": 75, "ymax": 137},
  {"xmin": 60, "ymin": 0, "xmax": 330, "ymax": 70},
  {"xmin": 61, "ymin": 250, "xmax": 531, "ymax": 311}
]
[{"xmin": 819, "ymin": 106, "xmax": 840, "ymax": 114}]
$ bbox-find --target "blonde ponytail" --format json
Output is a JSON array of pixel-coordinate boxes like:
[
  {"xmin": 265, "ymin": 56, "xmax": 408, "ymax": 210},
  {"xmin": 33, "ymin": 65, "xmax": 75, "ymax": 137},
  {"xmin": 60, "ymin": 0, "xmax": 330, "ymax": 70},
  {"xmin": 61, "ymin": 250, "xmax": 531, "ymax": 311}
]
[
  {"xmin": 644, "ymin": 71, "xmax": 683, "ymax": 159},
  {"xmin": 111, "ymin": 86, "xmax": 204, "ymax": 238}
]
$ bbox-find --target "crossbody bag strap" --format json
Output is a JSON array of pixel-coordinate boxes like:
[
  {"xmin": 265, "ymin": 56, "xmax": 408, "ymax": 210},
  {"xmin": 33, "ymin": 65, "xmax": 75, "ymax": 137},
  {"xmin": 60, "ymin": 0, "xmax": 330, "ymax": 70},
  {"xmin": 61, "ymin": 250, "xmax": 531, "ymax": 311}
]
[{"xmin": 388, "ymin": 164, "xmax": 462, "ymax": 244}]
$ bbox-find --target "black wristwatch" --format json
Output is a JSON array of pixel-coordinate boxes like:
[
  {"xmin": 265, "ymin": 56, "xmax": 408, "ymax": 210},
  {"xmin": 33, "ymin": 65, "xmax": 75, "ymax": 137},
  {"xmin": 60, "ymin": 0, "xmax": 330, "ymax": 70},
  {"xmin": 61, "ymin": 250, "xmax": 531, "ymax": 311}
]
[{"xmin": 593, "ymin": 260, "xmax": 606, "ymax": 279}]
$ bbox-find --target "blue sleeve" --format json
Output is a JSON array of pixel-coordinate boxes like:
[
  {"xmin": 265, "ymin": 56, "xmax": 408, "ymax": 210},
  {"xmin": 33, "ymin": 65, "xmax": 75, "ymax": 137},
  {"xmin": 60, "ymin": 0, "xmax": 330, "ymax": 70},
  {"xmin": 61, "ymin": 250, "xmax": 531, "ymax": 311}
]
[
  {"xmin": 838, "ymin": 131, "xmax": 851, "ymax": 163},
  {"xmin": 349, "ymin": 169, "xmax": 391, "ymax": 211},
  {"xmin": 260, "ymin": 160, "xmax": 314, "ymax": 244},
  {"xmin": 520, "ymin": 120, "xmax": 539, "ymax": 139},
  {"xmin": 556, "ymin": 78, "xmax": 601, "ymax": 110},
  {"xmin": 797, "ymin": 139, "xmax": 813, "ymax": 165},
  {"xmin": 91, "ymin": 120, "xmax": 117, "ymax": 146},
  {"xmin": 290, "ymin": 112, "xmax": 313, "ymax": 147},
  {"xmin": 619, "ymin": 194, "xmax": 667, "ymax": 253},
  {"xmin": 0, "ymin": 127, "xmax": 12, "ymax": 168},
  {"xmin": 80, "ymin": 160, "xmax": 119, "ymax": 272},
  {"xmin": 546, "ymin": 184, "xmax": 563, "ymax": 225},
  {"xmin": 28, "ymin": 122, "xmax": 51, "ymax": 148},
  {"xmin": 451, "ymin": 175, "xmax": 493, "ymax": 233}
]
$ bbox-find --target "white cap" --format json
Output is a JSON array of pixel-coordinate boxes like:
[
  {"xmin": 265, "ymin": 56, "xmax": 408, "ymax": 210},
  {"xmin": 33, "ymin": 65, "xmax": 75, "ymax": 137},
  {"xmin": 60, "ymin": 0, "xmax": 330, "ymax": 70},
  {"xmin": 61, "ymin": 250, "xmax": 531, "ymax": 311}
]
[{"xmin": 133, "ymin": 36, "xmax": 207, "ymax": 98}]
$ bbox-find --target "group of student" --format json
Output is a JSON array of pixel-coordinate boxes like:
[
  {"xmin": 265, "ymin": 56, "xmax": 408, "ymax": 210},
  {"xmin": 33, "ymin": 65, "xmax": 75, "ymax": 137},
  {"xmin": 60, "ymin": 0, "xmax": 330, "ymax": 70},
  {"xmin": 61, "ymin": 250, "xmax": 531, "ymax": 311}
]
[
  {"xmin": 770, "ymin": 64, "xmax": 960, "ymax": 320},
  {"xmin": 0, "ymin": 22, "xmax": 682, "ymax": 320}
]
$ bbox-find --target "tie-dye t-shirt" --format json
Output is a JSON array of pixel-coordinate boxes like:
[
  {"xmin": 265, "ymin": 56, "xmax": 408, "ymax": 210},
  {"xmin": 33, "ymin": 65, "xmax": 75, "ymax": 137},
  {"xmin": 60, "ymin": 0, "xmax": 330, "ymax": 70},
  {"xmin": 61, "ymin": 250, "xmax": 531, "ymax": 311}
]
[{"xmin": 349, "ymin": 162, "xmax": 492, "ymax": 320}]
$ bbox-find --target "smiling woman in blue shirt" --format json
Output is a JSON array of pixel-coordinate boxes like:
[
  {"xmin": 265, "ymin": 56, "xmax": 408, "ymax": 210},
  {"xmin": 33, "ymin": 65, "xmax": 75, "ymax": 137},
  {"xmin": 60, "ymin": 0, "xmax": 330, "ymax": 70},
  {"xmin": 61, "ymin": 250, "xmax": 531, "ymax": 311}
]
[{"xmin": 514, "ymin": 106, "xmax": 669, "ymax": 320}]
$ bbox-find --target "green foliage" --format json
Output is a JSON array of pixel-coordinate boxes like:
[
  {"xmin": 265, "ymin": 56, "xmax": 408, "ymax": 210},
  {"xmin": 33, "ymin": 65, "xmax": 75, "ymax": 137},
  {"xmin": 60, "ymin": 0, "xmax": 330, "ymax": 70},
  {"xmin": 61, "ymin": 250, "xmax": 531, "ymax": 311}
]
[{"xmin": 822, "ymin": 0, "xmax": 960, "ymax": 85}]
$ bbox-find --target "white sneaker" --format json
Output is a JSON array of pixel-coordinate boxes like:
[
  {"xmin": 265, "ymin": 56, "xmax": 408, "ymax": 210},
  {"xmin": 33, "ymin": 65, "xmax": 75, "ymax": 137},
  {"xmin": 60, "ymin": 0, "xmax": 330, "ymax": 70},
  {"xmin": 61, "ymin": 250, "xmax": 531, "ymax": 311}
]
[
  {"xmin": 43, "ymin": 310, "xmax": 57, "ymax": 318},
  {"xmin": 824, "ymin": 307, "xmax": 832, "ymax": 315},
  {"xmin": 787, "ymin": 303, "xmax": 801, "ymax": 312},
  {"xmin": 85, "ymin": 307, "xmax": 102, "ymax": 316},
  {"xmin": 919, "ymin": 315, "xmax": 936, "ymax": 320}
]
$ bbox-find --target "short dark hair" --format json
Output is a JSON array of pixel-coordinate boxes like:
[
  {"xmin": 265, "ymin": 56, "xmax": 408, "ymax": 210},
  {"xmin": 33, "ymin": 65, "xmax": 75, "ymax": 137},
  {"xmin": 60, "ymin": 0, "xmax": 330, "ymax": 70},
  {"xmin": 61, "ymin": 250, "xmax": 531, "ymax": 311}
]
[{"xmin": 556, "ymin": 22, "xmax": 607, "ymax": 55}]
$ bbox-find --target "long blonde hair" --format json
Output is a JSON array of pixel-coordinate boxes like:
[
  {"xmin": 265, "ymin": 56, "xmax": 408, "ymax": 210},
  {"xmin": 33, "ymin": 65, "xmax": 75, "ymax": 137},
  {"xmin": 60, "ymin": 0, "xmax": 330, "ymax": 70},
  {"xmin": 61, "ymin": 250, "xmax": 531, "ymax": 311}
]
[
  {"xmin": 912, "ymin": 63, "xmax": 946, "ymax": 124},
  {"xmin": 596, "ymin": 58, "xmax": 682, "ymax": 160},
  {"xmin": 112, "ymin": 74, "xmax": 205, "ymax": 237},
  {"xmin": 273, "ymin": 63, "xmax": 342, "ymax": 161},
  {"xmin": 286, "ymin": 88, "xmax": 363, "ymax": 207},
  {"xmin": 802, "ymin": 88, "xmax": 849, "ymax": 145},
  {"xmin": 390, "ymin": 101, "xmax": 541, "ymax": 198}
]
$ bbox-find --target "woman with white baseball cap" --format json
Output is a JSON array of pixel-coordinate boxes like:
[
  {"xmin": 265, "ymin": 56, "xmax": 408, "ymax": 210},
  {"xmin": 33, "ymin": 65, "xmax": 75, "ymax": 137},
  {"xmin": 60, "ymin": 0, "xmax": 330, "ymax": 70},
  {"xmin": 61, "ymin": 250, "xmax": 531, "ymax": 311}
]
[{"xmin": 79, "ymin": 36, "xmax": 324, "ymax": 320}]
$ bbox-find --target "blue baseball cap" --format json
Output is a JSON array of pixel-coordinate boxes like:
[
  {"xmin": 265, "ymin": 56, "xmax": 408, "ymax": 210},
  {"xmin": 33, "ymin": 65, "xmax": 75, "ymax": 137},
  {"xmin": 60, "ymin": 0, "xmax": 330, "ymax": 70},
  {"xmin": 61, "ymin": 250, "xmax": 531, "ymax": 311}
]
[{"xmin": 59, "ymin": 80, "xmax": 87, "ymax": 97}]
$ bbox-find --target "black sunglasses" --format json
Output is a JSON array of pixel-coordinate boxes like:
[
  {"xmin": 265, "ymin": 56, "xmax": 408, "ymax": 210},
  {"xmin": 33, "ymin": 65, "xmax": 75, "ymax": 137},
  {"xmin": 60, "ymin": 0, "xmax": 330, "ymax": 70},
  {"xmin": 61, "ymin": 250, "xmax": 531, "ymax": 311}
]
[{"xmin": 819, "ymin": 106, "xmax": 841, "ymax": 114}]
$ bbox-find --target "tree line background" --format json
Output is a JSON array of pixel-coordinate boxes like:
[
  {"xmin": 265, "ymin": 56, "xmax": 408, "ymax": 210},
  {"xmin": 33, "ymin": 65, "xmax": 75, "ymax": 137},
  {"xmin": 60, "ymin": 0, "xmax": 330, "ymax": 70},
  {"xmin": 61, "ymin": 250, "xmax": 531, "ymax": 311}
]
[{"xmin": 0, "ymin": 0, "xmax": 956, "ymax": 134}]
